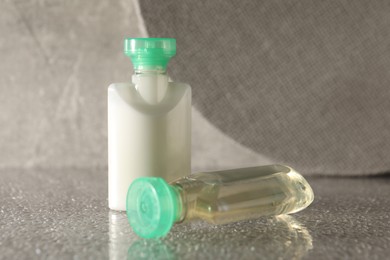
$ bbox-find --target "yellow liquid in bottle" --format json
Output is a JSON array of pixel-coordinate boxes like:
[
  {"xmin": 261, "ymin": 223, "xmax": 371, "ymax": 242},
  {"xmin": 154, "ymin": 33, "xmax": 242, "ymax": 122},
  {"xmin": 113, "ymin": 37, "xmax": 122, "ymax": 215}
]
[{"xmin": 173, "ymin": 165, "xmax": 314, "ymax": 225}]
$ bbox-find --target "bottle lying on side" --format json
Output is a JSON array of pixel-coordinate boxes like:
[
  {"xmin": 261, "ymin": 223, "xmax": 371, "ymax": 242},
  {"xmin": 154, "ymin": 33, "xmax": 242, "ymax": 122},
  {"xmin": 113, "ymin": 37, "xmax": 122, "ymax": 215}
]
[{"xmin": 126, "ymin": 164, "xmax": 314, "ymax": 239}]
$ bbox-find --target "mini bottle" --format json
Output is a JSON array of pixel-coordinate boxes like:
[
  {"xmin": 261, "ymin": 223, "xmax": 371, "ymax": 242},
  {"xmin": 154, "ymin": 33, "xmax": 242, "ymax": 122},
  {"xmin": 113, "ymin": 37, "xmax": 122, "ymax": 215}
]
[
  {"xmin": 108, "ymin": 38, "xmax": 191, "ymax": 211},
  {"xmin": 126, "ymin": 164, "xmax": 314, "ymax": 239}
]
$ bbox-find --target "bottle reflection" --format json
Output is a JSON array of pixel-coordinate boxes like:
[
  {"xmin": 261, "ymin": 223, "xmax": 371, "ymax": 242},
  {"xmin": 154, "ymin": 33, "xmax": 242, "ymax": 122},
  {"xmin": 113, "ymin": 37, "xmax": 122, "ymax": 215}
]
[
  {"xmin": 127, "ymin": 240, "xmax": 175, "ymax": 260},
  {"xmin": 267, "ymin": 215, "xmax": 313, "ymax": 259},
  {"xmin": 123, "ymin": 215, "xmax": 312, "ymax": 259},
  {"xmin": 109, "ymin": 210, "xmax": 175, "ymax": 260},
  {"xmin": 109, "ymin": 211, "xmax": 135, "ymax": 260}
]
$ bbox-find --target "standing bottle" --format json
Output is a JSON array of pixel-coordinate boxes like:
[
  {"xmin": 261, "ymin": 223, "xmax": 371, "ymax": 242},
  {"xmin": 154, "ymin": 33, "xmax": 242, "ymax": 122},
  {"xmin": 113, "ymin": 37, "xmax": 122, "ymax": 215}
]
[
  {"xmin": 108, "ymin": 38, "xmax": 191, "ymax": 211},
  {"xmin": 126, "ymin": 165, "xmax": 314, "ymax": 238}
]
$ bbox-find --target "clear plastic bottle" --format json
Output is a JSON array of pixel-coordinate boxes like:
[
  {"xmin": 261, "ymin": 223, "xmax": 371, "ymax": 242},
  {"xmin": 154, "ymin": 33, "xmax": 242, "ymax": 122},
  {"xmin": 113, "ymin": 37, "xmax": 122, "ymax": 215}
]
[
  {"xmin": 126, "ymin": 164, "xmax": 314, "ymax": 238},
  {"xmin": 108, "ymin": 38, "xmax": 191, "ymax": 211}
]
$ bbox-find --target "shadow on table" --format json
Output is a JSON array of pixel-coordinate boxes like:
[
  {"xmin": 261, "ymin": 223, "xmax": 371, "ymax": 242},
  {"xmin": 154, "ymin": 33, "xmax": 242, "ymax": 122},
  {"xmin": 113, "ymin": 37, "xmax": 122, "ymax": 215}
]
[{"xmin": 110, "ymin": 213, "xmax": 313, "ymax": 260}]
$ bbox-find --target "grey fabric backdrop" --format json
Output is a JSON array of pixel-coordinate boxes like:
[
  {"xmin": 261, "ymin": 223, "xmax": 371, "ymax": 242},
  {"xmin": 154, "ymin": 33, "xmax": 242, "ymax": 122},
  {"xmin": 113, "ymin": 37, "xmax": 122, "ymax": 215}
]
[
  {"xmin": 0, "ymin": 0, "xmax": 269, "ymax": 173},
  {"xmin": 0, "ymin": 0, "xmax": 389, "ymax": 176},
  {"xmin": 0, "ymin": 0, "xmax": 137, "ymax": 169},
  {"xmin": 140, "ymin": 0, "xmax": 390, "ymax": 175}
]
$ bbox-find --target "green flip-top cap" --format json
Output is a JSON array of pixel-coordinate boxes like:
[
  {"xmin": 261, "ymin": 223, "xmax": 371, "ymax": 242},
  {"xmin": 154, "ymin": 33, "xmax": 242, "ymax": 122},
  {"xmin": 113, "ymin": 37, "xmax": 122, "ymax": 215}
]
[
  {"xmin": 126, "ymin": 177, "xmax": 180, "ymax": 239},
  {"xmin": 124, "ymin": 38, "xmax": 176, "ymax": 71}
]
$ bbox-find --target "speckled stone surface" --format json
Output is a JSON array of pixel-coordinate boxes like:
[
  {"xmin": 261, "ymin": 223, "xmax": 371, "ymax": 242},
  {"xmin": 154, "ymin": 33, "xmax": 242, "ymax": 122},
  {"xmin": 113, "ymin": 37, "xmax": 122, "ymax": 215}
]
[{"xmin": 0, "ymin": 169, "xmax": 389, "ymax": 259}]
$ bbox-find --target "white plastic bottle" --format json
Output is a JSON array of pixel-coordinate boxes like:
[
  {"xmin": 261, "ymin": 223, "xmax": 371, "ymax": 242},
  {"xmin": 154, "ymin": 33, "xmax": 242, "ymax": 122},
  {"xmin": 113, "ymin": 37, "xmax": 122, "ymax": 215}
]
[{"xmin": 108, "ymin": 38, "xmax": 191, "ymax": 211}]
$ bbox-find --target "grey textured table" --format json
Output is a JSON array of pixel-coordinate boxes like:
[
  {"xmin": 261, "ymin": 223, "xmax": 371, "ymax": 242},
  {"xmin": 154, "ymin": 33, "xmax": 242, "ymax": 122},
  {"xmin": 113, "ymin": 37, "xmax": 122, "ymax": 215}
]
[{"xmin": 1, "ymin": 169, "xmax": 389, "ymax": 259}]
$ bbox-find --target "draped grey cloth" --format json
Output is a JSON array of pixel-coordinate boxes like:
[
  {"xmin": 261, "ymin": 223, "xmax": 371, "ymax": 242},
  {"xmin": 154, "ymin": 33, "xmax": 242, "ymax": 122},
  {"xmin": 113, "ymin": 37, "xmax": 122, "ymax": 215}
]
[
  {"xmin": 139, "ymin": 0, "xmax": 390, "ymax": 175},
  {"xmin": 0, "ymin": 0, "xmax": 388, "ymax": 176}
]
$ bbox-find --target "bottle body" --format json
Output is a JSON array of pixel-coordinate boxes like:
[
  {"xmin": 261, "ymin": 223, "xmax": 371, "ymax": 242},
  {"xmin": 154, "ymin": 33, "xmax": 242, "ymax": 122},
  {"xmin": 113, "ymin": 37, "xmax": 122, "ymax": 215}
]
[
  {"xmin": 173, "ymin": 165, "xmax": 314, "ymax": 225},
  {"xmin": 108, "ymin": 74, "xmax": 191, "ymax": 210}
]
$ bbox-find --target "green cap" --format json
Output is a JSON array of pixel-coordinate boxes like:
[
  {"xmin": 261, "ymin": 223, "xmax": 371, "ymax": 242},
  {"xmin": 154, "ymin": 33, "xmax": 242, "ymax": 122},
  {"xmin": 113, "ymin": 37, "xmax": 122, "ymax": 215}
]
[
  {"xmin": 126, "ymin": 177, "xmax": 180, "ymax": 239},
  {"xmin": 124, "ymin": 38, "xmax": 176, "ymax": 71}
]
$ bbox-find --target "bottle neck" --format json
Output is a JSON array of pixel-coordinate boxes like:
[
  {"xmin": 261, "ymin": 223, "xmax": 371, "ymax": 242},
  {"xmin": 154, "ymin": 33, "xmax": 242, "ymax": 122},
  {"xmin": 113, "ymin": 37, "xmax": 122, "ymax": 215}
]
[
  {"xmin": 132, "ymin": 69, "xmax": 169, "ymax": 104},
  {"xmin": 171, "ymin": 179, "xmax": 206, "ymax": 223},
  {"xmin": 134, "ymin": 68, "xmax": 167, "ymax": 75},
  {"xmin": 169, "ymin": 185, "xmax": 185, "ymax": 223}
]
